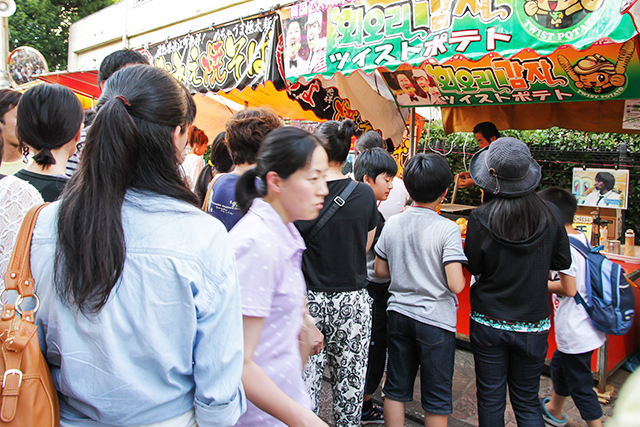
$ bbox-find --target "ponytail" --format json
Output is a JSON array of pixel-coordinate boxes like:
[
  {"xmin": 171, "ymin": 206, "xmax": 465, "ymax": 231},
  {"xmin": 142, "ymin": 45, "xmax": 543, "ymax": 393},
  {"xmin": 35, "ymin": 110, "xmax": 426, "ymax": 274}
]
[
  {"xmin": 236, "ymin": 168, "xmax": 262, "ymax": 214},
  {"xmin": 32, "ymin": 145, "xmax": 57, "ymax": 168},
  {"xmin": 55, "ymin": 65, "xmax": 196, "ymax": 315}
]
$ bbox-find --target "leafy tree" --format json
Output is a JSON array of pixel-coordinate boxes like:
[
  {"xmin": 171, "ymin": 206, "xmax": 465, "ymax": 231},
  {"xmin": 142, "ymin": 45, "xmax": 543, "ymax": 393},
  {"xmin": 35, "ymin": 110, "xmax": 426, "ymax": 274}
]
[{"xmin": 9, "ymin": 0, "xmax": 118, "ymax": 71}]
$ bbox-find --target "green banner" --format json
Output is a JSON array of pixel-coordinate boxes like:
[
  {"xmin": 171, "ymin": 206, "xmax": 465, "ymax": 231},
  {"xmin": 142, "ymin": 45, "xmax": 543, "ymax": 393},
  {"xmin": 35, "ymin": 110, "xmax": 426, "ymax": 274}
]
[
  {"xmin": 379, "ymin": 39, "xmax": 640, "ymax": 107},
  {"xmin": 279, "ymin": 0, "xmax": 637, "ymax": 81}
]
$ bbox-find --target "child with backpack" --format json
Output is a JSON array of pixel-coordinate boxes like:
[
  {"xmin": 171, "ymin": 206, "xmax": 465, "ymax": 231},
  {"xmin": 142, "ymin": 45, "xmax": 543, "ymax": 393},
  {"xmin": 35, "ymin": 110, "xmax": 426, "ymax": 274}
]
[
  {"xmin": 538, "ymin": 186, "xmax": 605, "ymax": 427},
  {"xmin": 353, "ymin": 147, "xmax": 398, "ymax": 423},
  {"xmin": 374, "ymin": 153, "xmax": 466, "ymax": 427}
]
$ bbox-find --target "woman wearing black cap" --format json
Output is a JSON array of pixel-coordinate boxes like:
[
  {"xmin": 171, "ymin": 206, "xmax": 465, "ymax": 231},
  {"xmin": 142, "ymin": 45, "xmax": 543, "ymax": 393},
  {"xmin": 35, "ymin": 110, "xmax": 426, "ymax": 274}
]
[{"xmin": 464, "ymin": 137, "xmax": 571, "ymax": 427}]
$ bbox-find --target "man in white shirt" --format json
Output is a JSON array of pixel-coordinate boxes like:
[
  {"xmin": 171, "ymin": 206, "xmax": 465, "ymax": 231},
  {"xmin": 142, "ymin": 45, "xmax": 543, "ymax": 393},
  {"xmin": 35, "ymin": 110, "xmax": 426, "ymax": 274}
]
[{"xmin": 581, "ymin": 171, "xmax": 622, "ymax": 208}]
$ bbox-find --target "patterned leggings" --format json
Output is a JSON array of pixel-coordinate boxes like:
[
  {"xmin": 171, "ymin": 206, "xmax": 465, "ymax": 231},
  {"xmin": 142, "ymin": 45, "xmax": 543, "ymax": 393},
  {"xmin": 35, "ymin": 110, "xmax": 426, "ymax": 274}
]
[{"xmin": 304, "ymin": 289, "xmax": 372, "ymax": 427}]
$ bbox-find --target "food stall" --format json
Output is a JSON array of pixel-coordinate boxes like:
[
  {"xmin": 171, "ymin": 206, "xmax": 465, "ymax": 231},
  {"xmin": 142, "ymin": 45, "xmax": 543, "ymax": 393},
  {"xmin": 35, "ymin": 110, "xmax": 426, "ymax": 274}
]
[{"xmin": 278, "ymin": 0, "xmax": 640, "ymax": 391}]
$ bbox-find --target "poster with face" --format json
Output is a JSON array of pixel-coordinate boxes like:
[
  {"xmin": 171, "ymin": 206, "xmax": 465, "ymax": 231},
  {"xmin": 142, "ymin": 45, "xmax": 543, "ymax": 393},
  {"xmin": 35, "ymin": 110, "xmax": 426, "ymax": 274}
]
[
  {"xmin": 573, "ymin": 168, "xmax": 629, "ymax": 209},
  {"xmin": 380, "ymin": 67, "xmax": 447, "ymax": 107},
  {"xmin": 280, "ymin": 5, "xmax": 328, "ymax": 79}
]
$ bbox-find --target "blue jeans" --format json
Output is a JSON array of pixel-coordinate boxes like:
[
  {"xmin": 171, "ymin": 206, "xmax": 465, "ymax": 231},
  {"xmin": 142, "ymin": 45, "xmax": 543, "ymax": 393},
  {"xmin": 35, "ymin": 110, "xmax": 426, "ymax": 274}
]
[{"xmin": 470, "ymin": 320, "xmax": 549, "ymax": 427}]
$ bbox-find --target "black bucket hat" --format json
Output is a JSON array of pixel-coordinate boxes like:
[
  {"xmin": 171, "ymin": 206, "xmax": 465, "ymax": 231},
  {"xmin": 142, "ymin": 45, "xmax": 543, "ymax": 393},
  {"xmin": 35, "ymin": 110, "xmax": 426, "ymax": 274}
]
[{"xmin": 469, "ymin": 137, "xmax": 541, "ymax": 197}]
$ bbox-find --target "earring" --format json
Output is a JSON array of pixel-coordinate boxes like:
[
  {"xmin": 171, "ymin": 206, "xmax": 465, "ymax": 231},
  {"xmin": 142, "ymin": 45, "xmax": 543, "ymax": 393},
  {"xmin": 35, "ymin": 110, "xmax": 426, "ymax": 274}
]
[{"xmin": 21, "ymin": 144, "xmax": 29, "ymax": 164}]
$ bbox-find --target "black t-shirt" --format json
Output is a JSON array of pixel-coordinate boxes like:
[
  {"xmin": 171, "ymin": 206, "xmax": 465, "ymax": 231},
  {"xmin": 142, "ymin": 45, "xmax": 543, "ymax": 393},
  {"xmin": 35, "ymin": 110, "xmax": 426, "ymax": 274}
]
[
  {"xmin": 14, "ymin": 169, "xmax": 68, "ymax": 202},
  {"xmin": 295, "ymin": 178, "xmax": 378, "ymax": 292}
]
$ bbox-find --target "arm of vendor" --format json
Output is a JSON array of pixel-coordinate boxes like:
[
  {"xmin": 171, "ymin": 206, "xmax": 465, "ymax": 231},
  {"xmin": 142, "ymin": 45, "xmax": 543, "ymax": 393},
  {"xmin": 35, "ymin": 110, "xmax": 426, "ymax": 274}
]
[{"xmin": 455, "ymin": 122, "xmax": 499, "ymax": 189}]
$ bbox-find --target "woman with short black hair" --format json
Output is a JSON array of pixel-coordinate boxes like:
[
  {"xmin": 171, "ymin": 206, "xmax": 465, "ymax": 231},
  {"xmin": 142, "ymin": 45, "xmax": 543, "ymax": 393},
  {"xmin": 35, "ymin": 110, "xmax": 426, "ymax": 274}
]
[
  {"xmin": 14, "ymin": 84, "xmax": 83, "ymax": 202},
  {"xmin": 296, "ymin": 119, "xmax": 379, "ymax": 427}
]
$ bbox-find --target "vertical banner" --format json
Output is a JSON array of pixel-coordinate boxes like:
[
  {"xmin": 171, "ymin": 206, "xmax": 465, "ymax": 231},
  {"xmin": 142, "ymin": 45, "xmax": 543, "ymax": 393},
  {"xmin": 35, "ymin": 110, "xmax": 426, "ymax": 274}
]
[{"xmin": 140, "ymin": 13, "xmax": 284, "ymax": 93}]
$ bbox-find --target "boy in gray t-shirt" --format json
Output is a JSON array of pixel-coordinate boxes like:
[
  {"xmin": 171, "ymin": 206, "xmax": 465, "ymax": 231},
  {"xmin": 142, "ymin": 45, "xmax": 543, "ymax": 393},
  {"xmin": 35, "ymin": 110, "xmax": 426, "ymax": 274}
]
[{"xmin": 374, "ymin": 153, "xmax": 467, "ymax": 427}]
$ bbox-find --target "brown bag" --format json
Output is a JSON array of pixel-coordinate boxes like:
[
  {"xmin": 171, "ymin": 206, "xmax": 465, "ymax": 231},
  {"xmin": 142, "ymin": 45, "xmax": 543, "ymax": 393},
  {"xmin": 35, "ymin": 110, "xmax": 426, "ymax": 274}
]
[{"xmin": 1, "ymin": 204, "xmax": 59, "ymax": 426}]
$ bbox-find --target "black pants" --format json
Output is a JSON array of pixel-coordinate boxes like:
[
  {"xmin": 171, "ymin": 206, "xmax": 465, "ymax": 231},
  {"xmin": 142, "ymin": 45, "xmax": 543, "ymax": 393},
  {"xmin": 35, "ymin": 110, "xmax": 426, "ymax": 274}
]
[
  {"xmin": 364, "ymin": 281, "xmax": 390, "ymax": 395},
  {"xmin": 550, "ymin": 350, "xmax": 602, "ymax": 421}
]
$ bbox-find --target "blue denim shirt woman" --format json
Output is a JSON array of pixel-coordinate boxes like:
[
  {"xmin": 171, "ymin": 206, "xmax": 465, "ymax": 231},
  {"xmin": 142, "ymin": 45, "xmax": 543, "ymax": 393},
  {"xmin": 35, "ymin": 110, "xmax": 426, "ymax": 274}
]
[{"xmin": 31, "ymin": 65, "xmax": 245, "ymax": 427}]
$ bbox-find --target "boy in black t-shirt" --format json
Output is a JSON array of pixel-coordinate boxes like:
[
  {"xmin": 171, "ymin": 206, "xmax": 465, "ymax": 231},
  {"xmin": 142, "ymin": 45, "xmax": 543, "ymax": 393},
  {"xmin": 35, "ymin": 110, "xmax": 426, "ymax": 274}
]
[{"xmin": 353, "ymin": 148, "xmax": 398, "ymax": 423}]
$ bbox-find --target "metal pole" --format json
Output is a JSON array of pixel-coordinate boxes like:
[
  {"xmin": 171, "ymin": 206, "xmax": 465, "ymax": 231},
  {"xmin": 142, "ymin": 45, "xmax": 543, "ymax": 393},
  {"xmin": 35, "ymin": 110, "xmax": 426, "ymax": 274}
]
[
  {"xmin": 122, "ymin": 0, "xmax": 129, "ymax": 48},
  {"xmin": 0, "ymin": 17, "xmax": 10, "ymax": 88},
  {"xmin": 409, "ymin": 107, "xmax": 415, "ymax": 158}
]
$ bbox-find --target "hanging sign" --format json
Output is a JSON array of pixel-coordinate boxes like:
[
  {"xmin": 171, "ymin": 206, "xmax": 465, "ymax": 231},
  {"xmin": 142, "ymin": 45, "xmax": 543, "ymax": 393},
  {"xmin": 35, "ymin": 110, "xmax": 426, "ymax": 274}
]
[
  {"xmin": 287, "ymin": 78, "xmax": 374, "ymax": 134},
  {"xmin": 279, "ymin": 0, "xmax": 637, "ymax": 82},
  {"xmin": 378, "ymin": 38, "xmax": 640, "ymax": 107},
  {"xmin": 141, "ymin": 13, "xmax": 284, "ymax": 93}
]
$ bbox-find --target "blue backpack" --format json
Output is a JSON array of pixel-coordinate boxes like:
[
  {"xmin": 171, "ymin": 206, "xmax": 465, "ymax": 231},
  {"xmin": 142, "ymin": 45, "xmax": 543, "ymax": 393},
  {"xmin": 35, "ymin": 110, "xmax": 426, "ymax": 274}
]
[{"xmin": 569, "ymin": 236, "xmax": 635, "ymax": 336}]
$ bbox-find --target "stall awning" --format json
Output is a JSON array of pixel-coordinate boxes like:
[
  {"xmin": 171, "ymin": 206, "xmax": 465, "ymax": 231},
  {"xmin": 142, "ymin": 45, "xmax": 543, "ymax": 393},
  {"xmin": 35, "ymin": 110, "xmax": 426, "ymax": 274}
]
[
  {"xmin": 218, "ymin": 81, "xmax": 322, "ymax": 122},
  {"xmin": 279, "ymin": 0, "xmax": 640, "ymax": 110},
  {"xmin": 37, "ymin": 70, "xmax": 101, "ymax": 100}
]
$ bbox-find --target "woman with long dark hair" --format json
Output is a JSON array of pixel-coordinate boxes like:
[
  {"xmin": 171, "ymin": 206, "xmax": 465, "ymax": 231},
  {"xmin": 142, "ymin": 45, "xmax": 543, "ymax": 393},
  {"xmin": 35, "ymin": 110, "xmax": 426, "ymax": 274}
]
[
  {"xmin": 31, "ymin": 65, "xmax": 245, "ymax": 427},
  {"xmin": 464, "ymin": 137, "xmax": 571, "ymax": 427},
  {"xmin": 296, "ymin": 120, "xmax": 379, "ymax": 427},
  {"xmin": 231, "ymin": 127, "xmax": 329, "ymax": 427}
]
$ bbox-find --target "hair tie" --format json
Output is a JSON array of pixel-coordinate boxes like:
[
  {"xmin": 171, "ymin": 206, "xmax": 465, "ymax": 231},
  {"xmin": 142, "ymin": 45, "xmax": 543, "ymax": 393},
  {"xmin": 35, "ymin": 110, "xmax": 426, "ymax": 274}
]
[
  {"xmin": 208, "ymin": 160, "xmax": 214, "ymax": 168},
  {"xmin": 41, "ymin": 143, "xmax": 52, "ymax": 151},
  {"xmin": 115, "ymin": 95, "xmax": 131, "ymax": 107}
]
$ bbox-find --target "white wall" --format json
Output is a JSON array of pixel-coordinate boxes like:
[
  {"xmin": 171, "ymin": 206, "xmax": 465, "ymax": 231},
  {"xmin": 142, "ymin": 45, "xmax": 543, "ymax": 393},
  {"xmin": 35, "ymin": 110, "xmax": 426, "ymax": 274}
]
[{"xmin": 68, "ymin": 0, "xmax": 283, "ymax": 71}]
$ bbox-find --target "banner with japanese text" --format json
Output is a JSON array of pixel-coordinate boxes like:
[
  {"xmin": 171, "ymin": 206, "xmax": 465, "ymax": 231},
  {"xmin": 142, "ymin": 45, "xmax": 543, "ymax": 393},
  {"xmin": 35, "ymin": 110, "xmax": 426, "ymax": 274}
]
[
  {"xmin": 287, "ymin": 78, "xmax": 375, "ymax": 133},
  {"xmin": 140, "ymin": 14, "xmax": 284, "ymax": 93},
  {"xmin": 380, "ymin": 38, "xmax": 640, "ymax": 107},
  {"xmin": 278, "ymin": 0, "xmax": 638, "ymax": 86}
]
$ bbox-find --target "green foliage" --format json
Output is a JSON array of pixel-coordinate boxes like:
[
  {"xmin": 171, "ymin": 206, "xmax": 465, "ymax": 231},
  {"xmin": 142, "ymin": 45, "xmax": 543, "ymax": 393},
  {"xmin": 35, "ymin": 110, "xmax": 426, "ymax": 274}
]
[
  {"xmin": 417, "ymin": 121, "xmax": 640, "ymax": 234},
  {"xmin": 9, "ymin": 0, "xmax": 118, "ymax": 70}
]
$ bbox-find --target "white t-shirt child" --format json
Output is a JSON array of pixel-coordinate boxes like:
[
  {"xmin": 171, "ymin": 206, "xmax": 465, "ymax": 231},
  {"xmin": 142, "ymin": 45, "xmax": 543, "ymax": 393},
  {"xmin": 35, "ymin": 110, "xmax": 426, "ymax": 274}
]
[{"xmin": 552, "ymin": 231, "xmax": 606, "ymax": 354}]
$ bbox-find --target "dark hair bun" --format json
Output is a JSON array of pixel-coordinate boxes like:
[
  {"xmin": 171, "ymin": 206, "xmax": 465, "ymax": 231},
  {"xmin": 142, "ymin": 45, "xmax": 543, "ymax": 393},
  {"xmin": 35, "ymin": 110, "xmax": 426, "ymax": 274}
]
[{"xmin": 338, "ymin": 119, "xmax": 356, "ymax": 140}]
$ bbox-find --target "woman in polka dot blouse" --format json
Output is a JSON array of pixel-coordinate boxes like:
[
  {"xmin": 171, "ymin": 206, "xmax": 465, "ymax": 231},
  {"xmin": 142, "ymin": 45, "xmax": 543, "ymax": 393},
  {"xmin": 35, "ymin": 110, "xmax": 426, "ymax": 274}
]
[{"xmin": 229, "ymin": 127, "xmax": 330, "ymax": 427}]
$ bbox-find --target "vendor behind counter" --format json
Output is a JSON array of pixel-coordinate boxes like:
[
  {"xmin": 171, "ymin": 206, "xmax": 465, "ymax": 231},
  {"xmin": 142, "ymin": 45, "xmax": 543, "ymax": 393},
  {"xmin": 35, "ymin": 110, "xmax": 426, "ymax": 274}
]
[{"xmin": 455, "ymin": 122, "xmax": 500, "ymax": 189}]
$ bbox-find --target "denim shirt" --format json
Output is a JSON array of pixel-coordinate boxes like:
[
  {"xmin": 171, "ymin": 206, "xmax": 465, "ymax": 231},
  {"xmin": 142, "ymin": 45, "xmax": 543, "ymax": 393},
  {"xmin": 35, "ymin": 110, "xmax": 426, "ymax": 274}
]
[{"xmin": 30, "ymin": 190, "xmax": 246, "ymax": 427}]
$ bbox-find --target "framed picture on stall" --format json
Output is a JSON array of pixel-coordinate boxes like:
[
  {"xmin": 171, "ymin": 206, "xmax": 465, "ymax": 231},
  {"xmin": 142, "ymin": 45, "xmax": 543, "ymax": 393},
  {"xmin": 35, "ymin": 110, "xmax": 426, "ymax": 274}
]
[{"xmin": 573, "ymin": 168, "xmax": 630, "ymax": 209}]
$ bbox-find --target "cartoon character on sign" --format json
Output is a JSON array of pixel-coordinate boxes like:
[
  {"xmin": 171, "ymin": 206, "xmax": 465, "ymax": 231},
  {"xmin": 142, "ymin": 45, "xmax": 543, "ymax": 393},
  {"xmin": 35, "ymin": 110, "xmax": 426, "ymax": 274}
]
[
  {"xmin": 524, "ymin": 0, "xmax": 604, "ymax": 29},
  {"xmin": 558, "ymin": 40, "xmax": 634, "ymax": 94}
]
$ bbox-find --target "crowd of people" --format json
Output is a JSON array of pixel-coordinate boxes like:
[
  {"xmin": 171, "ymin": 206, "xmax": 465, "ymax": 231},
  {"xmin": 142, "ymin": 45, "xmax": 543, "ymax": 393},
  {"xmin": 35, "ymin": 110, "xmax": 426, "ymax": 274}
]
[{"xmin": 0, "ymin": 47, "xmax": 629, "ymax": 427}]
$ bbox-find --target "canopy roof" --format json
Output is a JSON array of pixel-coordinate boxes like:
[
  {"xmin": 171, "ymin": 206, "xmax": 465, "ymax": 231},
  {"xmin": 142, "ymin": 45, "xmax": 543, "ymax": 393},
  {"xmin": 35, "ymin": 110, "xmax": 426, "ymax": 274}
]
[{"xmin": 37, "ymin": 70, "xmax": 100, "ymax": 99}]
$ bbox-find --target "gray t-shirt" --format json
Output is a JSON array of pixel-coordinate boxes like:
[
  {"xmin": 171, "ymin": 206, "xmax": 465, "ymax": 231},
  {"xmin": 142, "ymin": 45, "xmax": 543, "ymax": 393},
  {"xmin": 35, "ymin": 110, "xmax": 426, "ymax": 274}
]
[{"xmin": 375, "ymin": 207, "xmax": 467, "ymax": 332}]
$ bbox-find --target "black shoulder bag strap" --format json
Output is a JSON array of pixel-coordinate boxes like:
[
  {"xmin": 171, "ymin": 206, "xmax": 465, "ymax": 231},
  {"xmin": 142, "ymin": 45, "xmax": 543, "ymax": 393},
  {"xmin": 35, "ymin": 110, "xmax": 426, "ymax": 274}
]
[{"xmin": 304, "ymin": 180, "xmax": 358, "ymax": 242}]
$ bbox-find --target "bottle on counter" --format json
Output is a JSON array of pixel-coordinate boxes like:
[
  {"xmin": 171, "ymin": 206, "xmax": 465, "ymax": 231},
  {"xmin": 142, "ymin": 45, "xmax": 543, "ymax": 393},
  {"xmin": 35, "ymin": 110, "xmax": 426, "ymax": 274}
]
[
  {"xmin": 624, "ymin": 229, "xmax": 635, "ymax": 257},
  {"xmin": 600, "ymin": 226, "xmax": 609, "ymax": 251}
]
